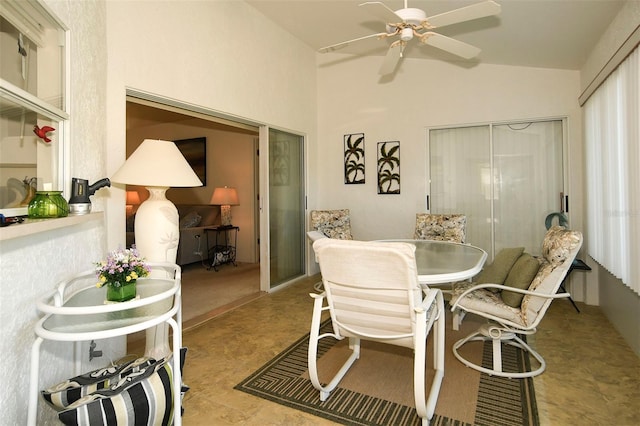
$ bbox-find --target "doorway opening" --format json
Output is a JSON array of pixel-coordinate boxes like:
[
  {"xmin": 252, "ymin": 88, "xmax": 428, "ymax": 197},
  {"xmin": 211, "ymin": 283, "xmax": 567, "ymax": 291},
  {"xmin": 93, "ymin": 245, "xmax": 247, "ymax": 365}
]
[{"xmin": 126, "ymin": 97, "xmax": 262, "ymax": 326}]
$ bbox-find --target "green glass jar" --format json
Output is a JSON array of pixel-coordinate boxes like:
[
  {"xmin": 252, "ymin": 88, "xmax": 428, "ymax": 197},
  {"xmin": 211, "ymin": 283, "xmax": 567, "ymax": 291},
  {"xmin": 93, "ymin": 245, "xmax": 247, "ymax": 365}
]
[{"xmin": 28, "ymin": 191, "xmax": 70, "ymax": 218}]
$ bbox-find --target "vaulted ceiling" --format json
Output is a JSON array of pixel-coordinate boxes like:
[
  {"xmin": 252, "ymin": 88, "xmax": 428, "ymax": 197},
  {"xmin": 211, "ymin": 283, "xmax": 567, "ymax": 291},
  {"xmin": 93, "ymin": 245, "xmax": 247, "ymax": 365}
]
[{"xmin": 246, "ymin": 0, "xmax": 625, "ymax": 70}]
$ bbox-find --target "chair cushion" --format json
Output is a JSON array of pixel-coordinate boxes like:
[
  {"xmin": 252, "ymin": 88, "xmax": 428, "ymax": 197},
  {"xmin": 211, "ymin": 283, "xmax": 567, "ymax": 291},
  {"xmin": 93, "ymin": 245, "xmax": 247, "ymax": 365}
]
[
  {"xmin": 542, "ymin": 225, "xmax": 578, "ymax": 265},
  {"xmin": 475, "ymin": 247, "xmax": 524, "ymax": 291},
  {"xmin": 521, "ymin": 227, "xmax": 582, "ymax": 324},
  {"xmin": 414, "ymin": 214, "xmax": 466, "ymax": 243},
  {"xmin": 451, "ymin": 281, "xmax": 525, "ymax": 326},
  {"xmin": 501, "ymin": 253, "xmax": 541, "ymax": 307},
  {"xmin": 311, "ymin": 209, "xmax": 353, "ymax": 240}
]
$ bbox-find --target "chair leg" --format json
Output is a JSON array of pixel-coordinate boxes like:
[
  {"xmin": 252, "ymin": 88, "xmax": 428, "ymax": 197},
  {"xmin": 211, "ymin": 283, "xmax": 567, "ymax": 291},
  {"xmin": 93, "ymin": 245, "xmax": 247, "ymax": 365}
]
[
  {"xmin": 414, "ymin": 291, "xmax": 445, "ymax": 425},
  {"xmin": 307, "ymin": 294, "xmax": 360, "ymax": 401},
  {"xmin": 452, "ymin": 307, "xmax": 466, "ymax": 331},
  {"xmin": 452, "ymin": 324, "xmax": 547, "ymax": 378}
]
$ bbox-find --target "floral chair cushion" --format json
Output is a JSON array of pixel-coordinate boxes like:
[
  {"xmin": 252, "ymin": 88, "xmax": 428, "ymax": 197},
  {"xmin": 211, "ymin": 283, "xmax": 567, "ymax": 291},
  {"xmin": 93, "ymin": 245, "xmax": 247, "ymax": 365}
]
[
  {"xmin": 521, "ymin": 226, "xmax": 582, "ymax": 324},
  {"xmin": 310, "ymin": 209, "xmax": 353, "ymax": 240},
  {"xmin": 414, "ymin": 214, "xmax": 466, "ymax": 243},
  {"xmin": 452, "ymin": 226, "xmax": 582, "ymax": 327},
  {"xmin": 451, "ymin": 281, "xmax": 524, "ymax": 326}
]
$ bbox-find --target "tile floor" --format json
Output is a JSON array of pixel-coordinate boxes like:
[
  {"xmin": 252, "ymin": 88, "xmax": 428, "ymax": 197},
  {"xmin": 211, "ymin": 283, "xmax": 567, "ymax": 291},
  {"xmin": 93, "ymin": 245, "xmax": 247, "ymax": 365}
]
[{"xmin": 132, "ymin": 274, "xmax": 640, "ymax": 425}]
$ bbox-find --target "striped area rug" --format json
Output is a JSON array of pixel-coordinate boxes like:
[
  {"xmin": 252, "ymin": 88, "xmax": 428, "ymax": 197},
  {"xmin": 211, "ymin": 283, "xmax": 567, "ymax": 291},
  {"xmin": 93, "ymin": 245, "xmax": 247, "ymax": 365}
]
[{"xmin": 235, "ymin": 319, "xmax": 538, "ymax": 426}]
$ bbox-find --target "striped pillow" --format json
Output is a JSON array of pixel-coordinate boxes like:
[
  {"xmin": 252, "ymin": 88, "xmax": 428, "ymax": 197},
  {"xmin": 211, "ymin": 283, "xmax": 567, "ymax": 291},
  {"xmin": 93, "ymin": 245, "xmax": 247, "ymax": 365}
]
[
  {"xmin": 42, "ymin": 356, "xmax": 154, "ymax": 410},
  {"xmin": 57, "ymin": 355, "xmax": 174, "ymax": 426}
]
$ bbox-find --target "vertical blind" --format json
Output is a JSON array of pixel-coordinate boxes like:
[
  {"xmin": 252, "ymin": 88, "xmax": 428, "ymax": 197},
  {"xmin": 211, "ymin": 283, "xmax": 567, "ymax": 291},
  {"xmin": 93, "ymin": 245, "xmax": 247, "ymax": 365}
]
[{"xmin": 584, "ymin": 46, "xmax": 639, "ymax": 294}]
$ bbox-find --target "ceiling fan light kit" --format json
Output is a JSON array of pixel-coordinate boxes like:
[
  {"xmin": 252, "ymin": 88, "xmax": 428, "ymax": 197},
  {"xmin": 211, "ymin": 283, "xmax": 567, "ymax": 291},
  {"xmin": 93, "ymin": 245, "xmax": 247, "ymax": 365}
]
[{"xmin": 319, "ymin": 0, "xmax": 502, "ymax": 76}]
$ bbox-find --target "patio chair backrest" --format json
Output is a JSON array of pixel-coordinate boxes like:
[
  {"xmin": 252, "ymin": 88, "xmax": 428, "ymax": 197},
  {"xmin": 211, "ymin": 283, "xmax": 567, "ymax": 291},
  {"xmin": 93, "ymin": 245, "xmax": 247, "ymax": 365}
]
[{"xmin": 312, "ymin": 238, "xmax": 423, "ymax": 348}]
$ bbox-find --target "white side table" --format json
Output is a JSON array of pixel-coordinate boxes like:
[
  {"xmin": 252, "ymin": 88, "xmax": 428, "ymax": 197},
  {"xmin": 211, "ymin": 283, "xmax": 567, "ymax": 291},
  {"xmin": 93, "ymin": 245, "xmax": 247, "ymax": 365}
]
[{"xmin": 28, "ymin": 262, "xmax": 183, "ymax": 426}]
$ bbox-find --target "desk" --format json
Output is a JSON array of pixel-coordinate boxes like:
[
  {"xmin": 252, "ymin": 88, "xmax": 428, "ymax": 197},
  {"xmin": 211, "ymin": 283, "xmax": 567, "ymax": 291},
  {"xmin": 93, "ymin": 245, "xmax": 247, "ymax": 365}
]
[
  {"xmin": 205, "ymin": 225, "xmax": 239, "ymax": 271},
  {"xmin": 380, "ymin": 240, "xmax": 487, "ymax": 285},
  {"xmin": 28, "ymin": 263, "xmax": 183, "ymax": 426}
]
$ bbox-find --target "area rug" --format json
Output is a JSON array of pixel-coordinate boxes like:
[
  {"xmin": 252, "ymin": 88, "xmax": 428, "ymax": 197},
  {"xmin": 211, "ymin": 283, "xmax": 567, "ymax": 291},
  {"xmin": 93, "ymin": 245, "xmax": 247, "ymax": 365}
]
[{"xmin": 235, "ymin": 315, "xmax": 539, "ymax": 426}]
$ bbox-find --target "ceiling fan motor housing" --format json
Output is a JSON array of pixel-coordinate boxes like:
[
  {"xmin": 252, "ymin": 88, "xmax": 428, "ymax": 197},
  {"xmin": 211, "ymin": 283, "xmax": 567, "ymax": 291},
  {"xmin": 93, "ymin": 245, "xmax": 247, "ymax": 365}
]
[
  {"xmin": 387, "ymin": 8, "xmax": 427, "ymax": 40},
  {"xmin": 395, "ymin": 8, "xmax": 427, "ymax": 26}
]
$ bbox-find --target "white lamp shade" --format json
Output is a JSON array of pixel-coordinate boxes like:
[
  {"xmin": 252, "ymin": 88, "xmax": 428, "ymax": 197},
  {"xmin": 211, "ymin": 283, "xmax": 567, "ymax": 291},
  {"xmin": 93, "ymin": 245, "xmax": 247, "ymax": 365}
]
[
  {"xmin": 111, "ymin": 139, "xmax": 203, "ymax": 187},
  {"xmin": 210, "ymin": 187, "xmax": 239, "ymax": 205}
]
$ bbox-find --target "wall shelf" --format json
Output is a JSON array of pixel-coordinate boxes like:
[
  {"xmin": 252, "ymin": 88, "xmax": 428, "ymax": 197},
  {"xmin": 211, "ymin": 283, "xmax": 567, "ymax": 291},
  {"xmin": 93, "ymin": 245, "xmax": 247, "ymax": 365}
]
[{"xmin": 0, "ymin": 212, "xmax": 103, "ymax": 241}]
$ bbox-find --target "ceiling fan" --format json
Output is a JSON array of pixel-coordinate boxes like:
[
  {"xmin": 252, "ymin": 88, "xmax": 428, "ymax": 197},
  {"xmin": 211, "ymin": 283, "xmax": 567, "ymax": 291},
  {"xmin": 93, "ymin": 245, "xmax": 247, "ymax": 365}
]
[{"xmin": 319, "ymin": 0, "xmax": 501, "ymax": 75}]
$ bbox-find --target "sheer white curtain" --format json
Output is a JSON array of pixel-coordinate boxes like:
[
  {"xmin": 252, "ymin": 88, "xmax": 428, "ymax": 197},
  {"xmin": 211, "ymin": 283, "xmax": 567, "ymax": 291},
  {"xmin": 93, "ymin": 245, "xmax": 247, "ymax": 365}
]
[
  {"xmin": 584, "ymin": 46, "xmax": 639, "ymax": 294},
  {"xmin": 429, "ymin": 120, "xmax": 564, "ymax": 260}
]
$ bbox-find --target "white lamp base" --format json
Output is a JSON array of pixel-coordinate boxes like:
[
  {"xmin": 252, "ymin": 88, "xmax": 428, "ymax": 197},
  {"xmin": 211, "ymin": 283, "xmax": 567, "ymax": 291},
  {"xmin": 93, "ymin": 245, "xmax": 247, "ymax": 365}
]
[{"xmin": 134, "ymin": 186, "xmax": 179, "ymax": 358}]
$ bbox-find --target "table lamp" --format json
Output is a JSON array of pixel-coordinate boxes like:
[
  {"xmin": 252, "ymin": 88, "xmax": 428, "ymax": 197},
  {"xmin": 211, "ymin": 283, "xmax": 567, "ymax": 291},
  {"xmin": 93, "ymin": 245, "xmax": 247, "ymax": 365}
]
[
  {"xmin": 210, "ymin": 186, "xmax": 239, "ymax": 226},
  {"xmin": 125, "ymin": 190, "xmax": 141, "ymax": 216},
  {"xmin": 111, "ymin": 139, "xmax": 202, "ymax": 357}
]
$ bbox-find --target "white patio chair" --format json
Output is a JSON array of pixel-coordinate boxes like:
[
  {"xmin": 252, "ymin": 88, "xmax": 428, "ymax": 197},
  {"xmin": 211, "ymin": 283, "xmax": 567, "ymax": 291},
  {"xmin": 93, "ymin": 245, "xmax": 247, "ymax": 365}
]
[
  {"xmin": 450, "ymin": 226, "xmax": 583, "ymax": 378},
  {"xmin": 308, "ymin": 238, "xmax": 445, "ymax": 425}
]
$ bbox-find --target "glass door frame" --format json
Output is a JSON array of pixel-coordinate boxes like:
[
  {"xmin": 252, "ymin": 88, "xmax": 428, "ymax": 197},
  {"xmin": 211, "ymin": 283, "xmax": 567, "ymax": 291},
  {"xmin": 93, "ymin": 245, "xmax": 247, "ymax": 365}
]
[{"xmin": 258, "ymin": 125, "xmax": 308, "ymax": 292}]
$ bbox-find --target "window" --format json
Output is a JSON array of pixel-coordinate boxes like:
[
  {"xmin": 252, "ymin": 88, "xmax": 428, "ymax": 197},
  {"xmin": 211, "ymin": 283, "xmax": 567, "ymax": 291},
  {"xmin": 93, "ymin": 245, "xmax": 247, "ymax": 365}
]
[
  {"xmin": 0, "ymin": 0, "xmax": 68, "ymax": 215},
  {"xmin": 584, "ymin": 46, "xmax": 639, "ymax": 294}
]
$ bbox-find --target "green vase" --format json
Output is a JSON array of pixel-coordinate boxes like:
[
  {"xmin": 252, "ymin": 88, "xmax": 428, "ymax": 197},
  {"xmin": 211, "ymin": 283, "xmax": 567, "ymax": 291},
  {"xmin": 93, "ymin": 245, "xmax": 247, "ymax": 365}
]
[
  {"xmin": 106, "ymin": 281, "xmax": 137, "ymax": 302},
  {"xmin": 28, "ymin": 191, "xmax": 69, "ymax": 218}
]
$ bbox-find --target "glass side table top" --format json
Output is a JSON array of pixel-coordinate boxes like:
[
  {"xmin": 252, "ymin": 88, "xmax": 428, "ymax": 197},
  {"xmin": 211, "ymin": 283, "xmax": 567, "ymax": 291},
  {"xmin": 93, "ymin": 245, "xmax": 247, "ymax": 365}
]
[
  {"xmin": 380, "ymin": 240, "xmax": 487, "ymax": 284},
  {"xmin": 36, "ymin": 275, "xmax": 180, "ymax": 340}
]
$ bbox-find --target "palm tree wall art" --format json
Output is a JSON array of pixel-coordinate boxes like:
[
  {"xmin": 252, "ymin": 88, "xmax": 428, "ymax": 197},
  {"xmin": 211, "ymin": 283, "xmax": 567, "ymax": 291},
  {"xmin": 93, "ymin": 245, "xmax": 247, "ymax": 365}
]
[
  {"xmin": 377, "ymin": 141, "xmax": 400, "ymax": 194},
  {"xmin": 344, "ymin": 133, "xmax": 365, "ymax": 184}
]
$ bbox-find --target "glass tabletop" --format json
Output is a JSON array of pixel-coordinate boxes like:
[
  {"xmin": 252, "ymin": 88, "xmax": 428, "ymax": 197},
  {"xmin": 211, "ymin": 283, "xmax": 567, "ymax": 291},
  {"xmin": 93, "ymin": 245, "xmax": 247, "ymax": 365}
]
[
  {"xmin": 36, "ymin": 278, "xmax": 180, "ymax": 340},
  {"xmin": 380, "ymin": 240, "xmax": 487, "ymax": 284}
]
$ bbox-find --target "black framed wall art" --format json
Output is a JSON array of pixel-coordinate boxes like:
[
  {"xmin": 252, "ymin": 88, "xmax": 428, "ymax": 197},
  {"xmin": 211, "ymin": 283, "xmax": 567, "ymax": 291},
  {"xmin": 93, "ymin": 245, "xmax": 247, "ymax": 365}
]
[
  {"xmin": 377, "ymin": 141, "xmax": 400, "ymax": 194},
  {"xmin": 344, "ymin": 133, "xmax": 365, "ymax": 184}
]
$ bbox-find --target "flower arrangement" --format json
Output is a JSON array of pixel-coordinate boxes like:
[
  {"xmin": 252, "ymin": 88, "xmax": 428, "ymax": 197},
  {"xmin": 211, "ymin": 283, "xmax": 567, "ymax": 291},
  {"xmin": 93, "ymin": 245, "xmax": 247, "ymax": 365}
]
[{"xmin": 95, "ymin": 246, "xmax": 150, "ymax": 289}]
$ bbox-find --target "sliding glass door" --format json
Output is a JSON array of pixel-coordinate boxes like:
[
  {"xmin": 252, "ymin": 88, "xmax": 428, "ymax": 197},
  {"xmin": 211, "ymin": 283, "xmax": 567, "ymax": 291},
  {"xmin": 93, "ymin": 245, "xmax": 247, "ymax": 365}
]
[
  {"xmin": 266, "ymin": 128, "xmax": 305, "ymax": 288},
  {"xmin": 429, "ymin": 120, "xmax": 565, "ymax": 259}
]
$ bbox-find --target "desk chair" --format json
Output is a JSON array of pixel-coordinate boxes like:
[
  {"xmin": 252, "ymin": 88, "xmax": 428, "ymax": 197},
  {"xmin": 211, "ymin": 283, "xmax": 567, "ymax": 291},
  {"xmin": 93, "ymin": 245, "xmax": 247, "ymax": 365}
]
[{"xmin": 309, "ymin": 238, "xmax": 445, "ymax": 425}]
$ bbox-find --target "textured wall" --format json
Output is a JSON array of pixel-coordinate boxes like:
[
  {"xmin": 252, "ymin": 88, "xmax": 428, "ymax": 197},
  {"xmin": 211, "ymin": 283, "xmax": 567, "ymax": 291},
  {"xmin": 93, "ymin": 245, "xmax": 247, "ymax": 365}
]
[
  {"xmin": 104, "ymin": 0, "xmax": 319, "ymax": 255},
  {"xmin": 0, "ymin": 1, "xmax": 116, "ymax": 424}
]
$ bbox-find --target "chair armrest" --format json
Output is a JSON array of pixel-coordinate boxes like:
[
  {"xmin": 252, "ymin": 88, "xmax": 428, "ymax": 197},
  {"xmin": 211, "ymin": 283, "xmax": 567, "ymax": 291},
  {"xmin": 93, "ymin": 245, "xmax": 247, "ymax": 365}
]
[
  {"xmin": 450, "ymin": 282, "xmax": 570, "ymax": 312},
  {"xmin": 419, "ymin": 287, "xmax": 442, "ymax": 313}
]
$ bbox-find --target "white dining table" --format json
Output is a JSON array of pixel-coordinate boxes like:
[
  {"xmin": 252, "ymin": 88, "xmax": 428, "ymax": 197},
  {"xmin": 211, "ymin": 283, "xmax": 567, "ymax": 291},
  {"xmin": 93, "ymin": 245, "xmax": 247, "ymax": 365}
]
[{"xmin": 379, "ymin": 239, "xmax": 487, "ymax": 285}]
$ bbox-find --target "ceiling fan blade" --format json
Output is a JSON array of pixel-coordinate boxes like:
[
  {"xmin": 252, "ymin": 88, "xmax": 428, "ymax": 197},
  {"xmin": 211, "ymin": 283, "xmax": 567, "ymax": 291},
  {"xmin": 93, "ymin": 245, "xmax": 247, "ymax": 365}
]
[
  {"xmin": 425, "ymin": 0, "xmax": 501, "ymax": 29},
  {"xmin": 379, "ymin": 42, "xmax": 403, "ymax": 75},
  {"xmin": 319, "ymin": 32, "xmax": 389, "ymax": 53},
  {"xmin": 360, "ymin": 1, "xmax": 403, "ymax": 24},
  {"xmin": 420, "ymin": 32, "xmax": 481, "ymax": 59}
]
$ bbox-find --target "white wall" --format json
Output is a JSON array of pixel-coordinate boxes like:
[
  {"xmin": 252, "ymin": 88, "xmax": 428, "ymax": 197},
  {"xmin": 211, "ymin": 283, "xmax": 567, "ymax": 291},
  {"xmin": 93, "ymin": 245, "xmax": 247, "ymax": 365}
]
[
  {"xmin": 0, "ymin": 1, "xmax": 122, "ymax": 424},
  {"xmin": 315, "ymin": 54, "xmax": 583, "ymax": 243},
  {"xmin": 105, "ymin": 0, "xmax": 318, "ymax": 259}
]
